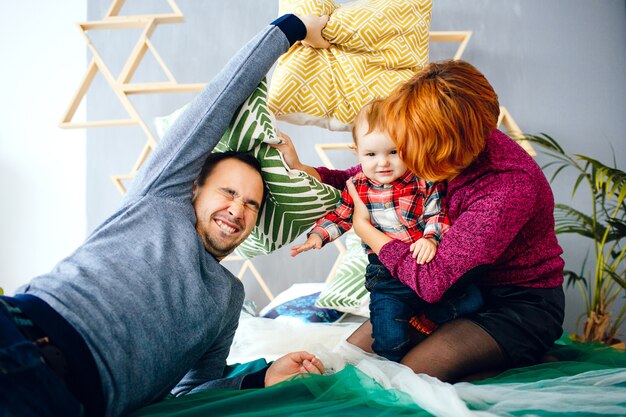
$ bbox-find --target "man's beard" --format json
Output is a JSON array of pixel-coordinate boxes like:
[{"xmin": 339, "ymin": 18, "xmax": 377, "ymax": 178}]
[{"xmin": 199, "ymin": 228, "xmax": 243, "ymax": 259}]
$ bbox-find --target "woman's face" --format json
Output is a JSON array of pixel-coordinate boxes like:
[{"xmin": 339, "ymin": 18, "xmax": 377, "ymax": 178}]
[{"xmin": 354, "ymin": 121, "xmax": 407, "ymax": 185}]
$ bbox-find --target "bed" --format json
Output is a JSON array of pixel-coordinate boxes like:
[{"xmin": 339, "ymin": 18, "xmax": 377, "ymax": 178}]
[{"xmin": 128, "ymin": 283, "xmax": 626, "ymax": 417}]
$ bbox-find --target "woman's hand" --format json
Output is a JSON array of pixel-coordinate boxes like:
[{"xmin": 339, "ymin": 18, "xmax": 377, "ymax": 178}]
[
  {"xmin": 345, "ymin": 180, "xmax": 370, "ymax": 229},
  {"xmin": 271, "ymin": 131, "xmax": 321, "ymax": 180},
  {"xmin": 297, "ymin": 15, "xmax": 331, "ymax": 49},
  {"xmin": 265, "ymin": 351, "xmax": 324, "ymax": 387},
  {"xmin": 273, "ymin": 132, "xmax": 304, "ymax": 170}
]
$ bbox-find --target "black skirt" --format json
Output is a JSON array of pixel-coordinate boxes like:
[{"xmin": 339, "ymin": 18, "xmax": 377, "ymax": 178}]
[{"xmin": 466, "ymin": 285, "xmax": 565, "ymax": 367}]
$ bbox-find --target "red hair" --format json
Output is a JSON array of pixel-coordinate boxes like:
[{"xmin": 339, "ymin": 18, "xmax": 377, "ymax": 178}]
[
  {"xmin": 351, "ymin": 98, "xmax": 386, "ymax": 146},
  {"xmin": 380, "ymin": 60, "xmax": 499, "ymax": 181}
]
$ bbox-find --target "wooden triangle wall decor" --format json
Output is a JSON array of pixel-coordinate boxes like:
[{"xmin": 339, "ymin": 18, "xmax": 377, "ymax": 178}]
[
  {"xmin": 429, "ymin": 31, "xmax": 472, "ymax": 60},
  {"xmin": 498, "ymin": 106, "xmax": 536, "ymax": 156},
  {"xmin": 60, "ymin": 0, "xmax": 205, "ymax": 192}
]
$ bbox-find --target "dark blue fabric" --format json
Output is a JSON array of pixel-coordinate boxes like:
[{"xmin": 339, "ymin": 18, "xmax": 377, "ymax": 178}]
[
  {"xmin": 239, "ymin": 364, "xmax": 269, "ymax": 389},
  {"xmin": 0, "ymin": 297, "xmax": 83, "ymax": 417},
  {"xmin": 366, "ymin": 263, "xmax": 423, "ymax": 362},
  {"xmin": 9, "ymin": 294, "xmax": 105, "ymax": 417},
  {"xmin": 425, "ymin": 284, "xmax": 483, "ymax": 323},
  {"xmin": 262, "ymin": 293, "xmax": 344, "ymax": 323},
  {"xmin": 365, "ymin": 256, "xmax": 484, "ymax": 362},
  {"xmin": 271, "ymin": 14, "xmax": 306, "ymax": 46}
]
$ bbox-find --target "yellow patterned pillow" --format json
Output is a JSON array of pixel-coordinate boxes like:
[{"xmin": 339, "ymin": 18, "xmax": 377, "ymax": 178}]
[{"xmin": 268, "ymin": 0, "xmax": 432, "ymax": 131}]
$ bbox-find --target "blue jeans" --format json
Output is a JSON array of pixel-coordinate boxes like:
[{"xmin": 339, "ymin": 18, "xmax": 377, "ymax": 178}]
[
  {"xmin": 0, "ymin": 298, "xmax": 83, "ymax": 417},
  {"xmin": 365, "ymin": 259, "xmax": 483, "ymax": 362}
]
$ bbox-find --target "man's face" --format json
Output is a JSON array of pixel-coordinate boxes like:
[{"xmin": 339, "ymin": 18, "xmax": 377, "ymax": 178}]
[{"xmin": 192, "ymin": 158, "xmax": 264, "ymax": 260}]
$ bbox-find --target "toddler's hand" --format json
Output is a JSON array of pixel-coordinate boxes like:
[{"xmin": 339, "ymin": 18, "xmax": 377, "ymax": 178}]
[
  {"xmin": 410, "ymin": 238, "xmax": 438, "ymax": 264},
  {"xmin": 291, "ymin": 234, "xmax": 323, "ymax": 257}
]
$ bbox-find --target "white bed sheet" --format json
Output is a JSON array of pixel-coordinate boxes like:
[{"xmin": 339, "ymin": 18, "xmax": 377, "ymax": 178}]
[{"xmin": 228, "ymin": 314, "xmax": 626, "ymax": 417}]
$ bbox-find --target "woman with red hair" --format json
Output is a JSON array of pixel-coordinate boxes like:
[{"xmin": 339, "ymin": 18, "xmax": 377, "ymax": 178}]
[{"xmin": 277, "ymin": 60, "xmax": 565, "ymax": 382}]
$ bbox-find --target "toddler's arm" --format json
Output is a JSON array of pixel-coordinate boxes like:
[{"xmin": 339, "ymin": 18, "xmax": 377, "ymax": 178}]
[{"xmin": 304, "ymin": 179, "xmax": 357, "ymax": 247}]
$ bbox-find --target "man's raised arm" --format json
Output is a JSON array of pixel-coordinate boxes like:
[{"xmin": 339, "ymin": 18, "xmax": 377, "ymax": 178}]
[{"xmin": 126, "ymin": 14, "xmax": 329, "ymax": 200}]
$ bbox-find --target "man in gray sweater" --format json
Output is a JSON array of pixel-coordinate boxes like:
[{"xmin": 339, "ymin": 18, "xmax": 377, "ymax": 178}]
[{"xmin": 0, "ymin": 13, "xmax": 329, "ymax": 417}]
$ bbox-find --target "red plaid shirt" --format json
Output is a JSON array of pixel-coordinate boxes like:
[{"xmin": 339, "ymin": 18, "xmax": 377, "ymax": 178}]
[{"xmin": 310, "ymin": 170, "xmax": 451, "ymax": 253}]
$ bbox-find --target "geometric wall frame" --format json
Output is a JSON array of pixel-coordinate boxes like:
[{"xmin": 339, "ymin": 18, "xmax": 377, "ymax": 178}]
[
  {"xmin": 59, "ymin": 0, "xmax": 206, "ymax": 193},
  {"xmin": 430, "ymin": 31, "xmax": 473, "ymax": 61},
  {"xmin": 222, "ymin": 254, "xmax": 276, "ymax": 302},
  {"xmin": 498, "ymin": 106, "xmax": 536, "ymax": 156}
]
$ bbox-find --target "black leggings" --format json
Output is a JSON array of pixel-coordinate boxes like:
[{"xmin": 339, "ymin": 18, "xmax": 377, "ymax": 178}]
[{"xmin": 348, "ymin": 318, "xmax": 507, "ymax": 382}]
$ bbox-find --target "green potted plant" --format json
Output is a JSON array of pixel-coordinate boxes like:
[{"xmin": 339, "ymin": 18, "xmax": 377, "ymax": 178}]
[{"xmin": 523, "ymin": 134, "xmax": 625, "ymax": 344}]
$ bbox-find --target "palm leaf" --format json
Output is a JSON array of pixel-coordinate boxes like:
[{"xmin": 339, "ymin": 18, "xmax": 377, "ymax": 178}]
[
  {"xmin": 554, "ymin": 204, "xmax": 604, "ymax": 238},
  {"xmin": 607, "ymin": 218, "xmax": 626, "ymax": 241},
  {"xmin": 572, "ymin": 173, "xmax": 588, "ymax": 198},
  {"xmin": 526, "ymin": 133, "xmax": 626, "ymax": 341},
  {"xmin": 604, "ymin": 269, "xmax": 626, "ymax": 292},
  {"xmin": 554, "ymin": 203, "xmax": 626, "ymax": 243},
  {"xmin": 523, "ymin": 133, "xmax": 565, "ymax": 154},
  {"xmin": 564, "ymin": 269, "xmax": 587, "ymax": 290},
  {"xmin": 524, "ymin": 134, "xmax": 586, "ymax": 185},
  {"xmin": 576, "ymin": 155, "xmax": 626, "ymax": 207}
]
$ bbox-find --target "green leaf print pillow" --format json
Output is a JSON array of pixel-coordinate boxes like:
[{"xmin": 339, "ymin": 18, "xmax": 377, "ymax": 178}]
[
  {"xmin": 315, "ymin": 231, "xmax": 370, "ymax": 317},
  {"xmin": 154, "ymin": 79, "xmax": 341, "ymax": 258}
]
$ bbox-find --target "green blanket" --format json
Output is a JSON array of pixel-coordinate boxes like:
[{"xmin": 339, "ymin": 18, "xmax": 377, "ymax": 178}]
[{"xmin": 130, "ymin": 336, "xmax": 626, "ymax": 417}]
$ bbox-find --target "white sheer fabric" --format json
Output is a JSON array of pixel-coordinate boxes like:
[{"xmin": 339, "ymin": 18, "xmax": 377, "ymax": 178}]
[{"xmin": 229, "ymin": 316, "xmax": 626, "ymax": 417}]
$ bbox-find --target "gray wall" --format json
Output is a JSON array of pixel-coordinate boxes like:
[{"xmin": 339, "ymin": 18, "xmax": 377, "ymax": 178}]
[{"xmin": 86, "ymin": 0, "xmax": 626, "ymax": 333}]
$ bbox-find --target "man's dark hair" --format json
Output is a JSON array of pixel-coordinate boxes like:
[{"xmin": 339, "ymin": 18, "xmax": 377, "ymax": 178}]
[{"xmin": 197, "ymin": 151, "xmax": 267, "ymax": 207}]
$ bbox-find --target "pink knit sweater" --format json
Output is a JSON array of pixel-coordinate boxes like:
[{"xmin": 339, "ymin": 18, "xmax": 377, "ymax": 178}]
[{"xmin": 317, "ymin": 130, "xmax": 564, "ymax": 303}]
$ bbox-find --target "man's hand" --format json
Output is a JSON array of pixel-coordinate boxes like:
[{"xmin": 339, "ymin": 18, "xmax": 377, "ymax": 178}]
[
  {"xmin": 297, "ymin": 14, "xmax": 331, "ymax": 48},
  {"xmin": 291, "ymin": 234, "xmax": 323, "ymax": 257},
  {"xmin": 265, "ymin": 351, "xmax": 325, "ymax": 387},
  {"xmin": 410, "ymin": 238, "xmax": 438, "ymax": 264}
]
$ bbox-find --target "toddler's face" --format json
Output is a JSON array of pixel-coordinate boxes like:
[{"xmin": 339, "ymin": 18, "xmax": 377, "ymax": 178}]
[{"xmin": 354, "ymin": 121, "xmax": 407, "ymax": 185}]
